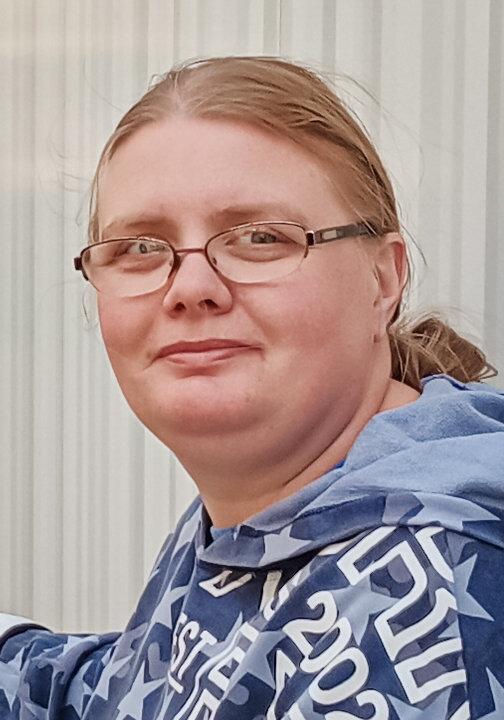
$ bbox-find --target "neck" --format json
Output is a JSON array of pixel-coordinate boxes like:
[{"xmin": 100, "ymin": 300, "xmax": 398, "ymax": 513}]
[{"xmin": 174, "ymin": 378, "xmax": 420, "ymax": 528}]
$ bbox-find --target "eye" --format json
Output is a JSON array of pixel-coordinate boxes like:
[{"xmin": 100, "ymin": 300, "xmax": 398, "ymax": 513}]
[
  {"xmin": 249, "ymin": 230, "xmax": 282, "ymax": 244},
  {"xmin": 233, "ymin": 228, "xmax": 290, "ymax": 246},
  {"xmin": 128, "ymin": 241, "xmax": 149, "ymax": 254},
  {"xmin": 123, "ymin": 237, "xmax": 168, "ymax": 254}
]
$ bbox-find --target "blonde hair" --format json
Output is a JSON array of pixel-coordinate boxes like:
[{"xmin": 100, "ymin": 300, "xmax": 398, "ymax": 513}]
[{"xmin": 88, "ymin": 56, "xmax": 498, "ymax": 392}]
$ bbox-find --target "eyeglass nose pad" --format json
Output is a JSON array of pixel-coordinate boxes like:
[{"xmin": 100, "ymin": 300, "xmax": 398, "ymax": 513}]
[{"xmin": 169, "ymin": 250, "xmax": 182, "ymax": 277}]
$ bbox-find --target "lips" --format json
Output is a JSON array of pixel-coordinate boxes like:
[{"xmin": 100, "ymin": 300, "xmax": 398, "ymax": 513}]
[
  {"xmin": 157, "ymin": 338, "xmax": 250, "ymax": 358},
  {"xmin": 156, "ymin": 338, "xmax": 254, "ymax": 365}
]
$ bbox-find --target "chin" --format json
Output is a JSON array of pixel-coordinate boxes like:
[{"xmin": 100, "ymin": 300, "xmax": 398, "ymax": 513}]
[
  {"xmin": 144, "ymin": 407, "xmax": 259, "ymax": 441},
  {"xmin": 132, "ymin": 384, "xmax": 266, "ymax": 439}
]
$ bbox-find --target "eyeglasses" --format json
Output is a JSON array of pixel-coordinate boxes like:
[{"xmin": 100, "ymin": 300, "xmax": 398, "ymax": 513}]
[{"xmin": 73, "ymin": 220, "xmax": 377, "ymax": 298}]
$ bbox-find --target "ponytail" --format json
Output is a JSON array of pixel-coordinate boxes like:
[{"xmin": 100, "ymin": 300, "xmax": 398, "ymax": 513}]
[{"xmin": 389, "ymin": 312, "xmax": 498, "ymax": 391}]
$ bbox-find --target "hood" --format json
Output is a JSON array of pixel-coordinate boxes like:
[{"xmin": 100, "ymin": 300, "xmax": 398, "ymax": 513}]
[{"xmin": 195, "ymin": 374, "xmax": 504, "ymax": 569}]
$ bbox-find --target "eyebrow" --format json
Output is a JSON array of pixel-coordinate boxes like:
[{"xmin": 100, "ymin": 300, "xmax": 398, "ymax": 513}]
[
  {"xmin": 101, "ymin": 214, "xmax": 176, "ymax": 239},
  {"xmin": 101, "ymin": 203, "xmax": 311, "ymax": 238}
]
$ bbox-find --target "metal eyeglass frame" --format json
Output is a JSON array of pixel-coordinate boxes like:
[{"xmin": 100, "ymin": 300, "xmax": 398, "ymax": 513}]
[{"xmin": 73, "ymin": 219, "xmax": 378, "ymax": 288}]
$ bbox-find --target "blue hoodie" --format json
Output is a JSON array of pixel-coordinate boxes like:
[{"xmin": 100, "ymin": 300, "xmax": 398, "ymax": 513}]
[{"xmin": 0, "ymin": 374, "xmax": 503, "ymax": 719}]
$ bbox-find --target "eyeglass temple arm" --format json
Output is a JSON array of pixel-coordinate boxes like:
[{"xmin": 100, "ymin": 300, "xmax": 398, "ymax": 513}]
[
  {"xmin": 73, "ymin": 255, "xmax": 90, "ymax": 282},
  {"xmin": 307, "ymin": 221, "xmax": 378, "ymax": 246}
]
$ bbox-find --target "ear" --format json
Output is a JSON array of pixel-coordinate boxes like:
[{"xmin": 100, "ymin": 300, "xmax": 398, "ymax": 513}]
[{"xmin": 370, "ymin": 233, "xmax": 407, "ymax": 343}]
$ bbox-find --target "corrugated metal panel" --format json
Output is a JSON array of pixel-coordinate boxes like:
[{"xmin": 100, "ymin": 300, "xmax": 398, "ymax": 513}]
[{"xmin": 1, "ymin": 0, "xmax": 502, "ymax": 633}]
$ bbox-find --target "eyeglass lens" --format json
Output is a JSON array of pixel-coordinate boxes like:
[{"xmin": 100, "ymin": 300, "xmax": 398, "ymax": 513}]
[{"xmin": 82, "ymin": 223, "xmax": 307, "ymax": 297}]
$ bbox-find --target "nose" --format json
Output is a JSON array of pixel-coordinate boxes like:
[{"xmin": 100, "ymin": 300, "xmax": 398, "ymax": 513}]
[{"xmin": 161, "ymin": 248, "xmax": 233, "ymax": 318}]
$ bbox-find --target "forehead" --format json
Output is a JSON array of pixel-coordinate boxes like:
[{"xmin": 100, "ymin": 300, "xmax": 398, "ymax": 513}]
[{"xmin": 97, "ymin": 117, "xmax": 354, "ymax": 236}]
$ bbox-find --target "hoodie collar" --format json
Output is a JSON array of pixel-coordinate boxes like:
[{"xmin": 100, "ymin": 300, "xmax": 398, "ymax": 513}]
[{"xmin": 196, "ymin": 375, "xmax": 504, "ymax": 568}]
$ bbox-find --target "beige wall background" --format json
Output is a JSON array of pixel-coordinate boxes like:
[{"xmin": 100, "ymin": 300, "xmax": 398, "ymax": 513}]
[{"xmin": 1, "ymin": 0, "xmax": 503, "ymax": 634}]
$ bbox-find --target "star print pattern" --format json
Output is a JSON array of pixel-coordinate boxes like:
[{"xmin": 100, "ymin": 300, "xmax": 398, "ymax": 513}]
[
  {"xmin": 479, "ymin": 671, "xmax": 504, "ymax": 720},
  {"xmin": 114, "ymin": 662, "xmax": 165, "ymax": 720},
  {"xmin": 0, "ymin": 374, "xmax": 503, "ymax": 719},
  {"xmin": 0, "ymin": 648, "xmax": 24, "ymax": 711},
  {"xmin": 64, "ymin": 660, "xmax": 94, "ymax": 716}
]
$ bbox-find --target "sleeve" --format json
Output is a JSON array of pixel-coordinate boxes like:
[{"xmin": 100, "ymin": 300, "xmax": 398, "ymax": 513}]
[
  {"xmin": 0, "ymin": 614, "xmax": 120, "ymax": 719},
  {"xmin": 0, "ymin": 614, "xmax": 48, "ymax": 647},
  {"xmin": 267, "ymin": 525, "xmax": 504, "ymax": 720}
]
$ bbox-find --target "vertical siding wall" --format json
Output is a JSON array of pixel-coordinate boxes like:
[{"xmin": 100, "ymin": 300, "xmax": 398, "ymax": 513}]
[{"xmin": 1, "ymin": 0, "xmax": 503, "ymax": 633}]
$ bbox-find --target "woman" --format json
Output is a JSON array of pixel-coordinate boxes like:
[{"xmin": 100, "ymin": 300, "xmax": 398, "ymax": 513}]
[{"xmin": 1, "ymin": 56, "xmax": 503, "ymax": 720}]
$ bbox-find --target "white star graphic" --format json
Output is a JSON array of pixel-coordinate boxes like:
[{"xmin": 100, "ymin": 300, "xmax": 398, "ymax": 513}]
[
  {"xmin": 91, "ymin": 627, "xmax": 147, "ymax": 702},
  {"xmin": 408, "ymin": 496, "xmax": 499, "ymax": 531},
  {"xmin": 114, "ymin": 661, "xmax": 165, "ymax": 720},
  {"xmin": 17, "ymin": 681, "xmax": 47, "ymax": 719},
  {"xmin": 33, "ymin": 634, "xmax": 100, "ymax": 677},
  {"xmin": 171, "ymin": 508, "xmax": 201, "ymax": 557},
  {"xmin": 92, "ymin": 649, "xmax": 134, "ymax": 701},
  {"xmin": 0, "ymin": 646, "xmax": 24, "ymax": 710},
  {"xmin": 388, "ymin": 690, "xmax": 449, "ymax": 719},
  {"xmin": 64, "ymin": 659, "xmax": 94, "ymax": 715},
  {"xmin": 480, "ymin": 670, "xmax": 504, "ymax": 720},
  {"xmin": 145, "ymin": 583, "xmax": 189, "ymax": 635},
  {"xmin": 21, "ymin": 700, "xmax": 47, "ymax": 719},
  {"xmin": 261, "ymin": 526, "xmax": 313, "ymax": 564},
  {"xmin": 220, "ymin": 629, "xmax": 284, "ymax": 691},
  {"xmin": 329, "ymin": 576, "xmax": 399, "ymax": 645},
  {"xmin": 150, "ymin": 686, "xmax": 176, "ymax": 719}
]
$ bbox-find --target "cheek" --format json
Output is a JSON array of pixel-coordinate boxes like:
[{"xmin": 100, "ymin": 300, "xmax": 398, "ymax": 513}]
[
  {"xmin": 97, "ymin": 297, "xmax": 152, "ymax": 367},
  {"xmin": 259, "ymin": 263, "xmax": 375, "ymax": 360}
]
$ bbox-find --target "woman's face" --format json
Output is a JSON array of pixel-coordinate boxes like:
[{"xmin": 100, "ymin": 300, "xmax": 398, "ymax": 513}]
[{"xmin": 97, "ymin": 117, "xmax": 401, "ymax": 457}]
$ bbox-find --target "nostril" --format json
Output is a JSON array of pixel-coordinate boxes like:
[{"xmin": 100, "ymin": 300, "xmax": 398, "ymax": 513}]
[
  {"xmin": 203, "ymin": 298, "xmax": 218, "ymax": 309},
  {"xmin": 169, "ymin": 297, "xmax": 217, "ymax": 316}
]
